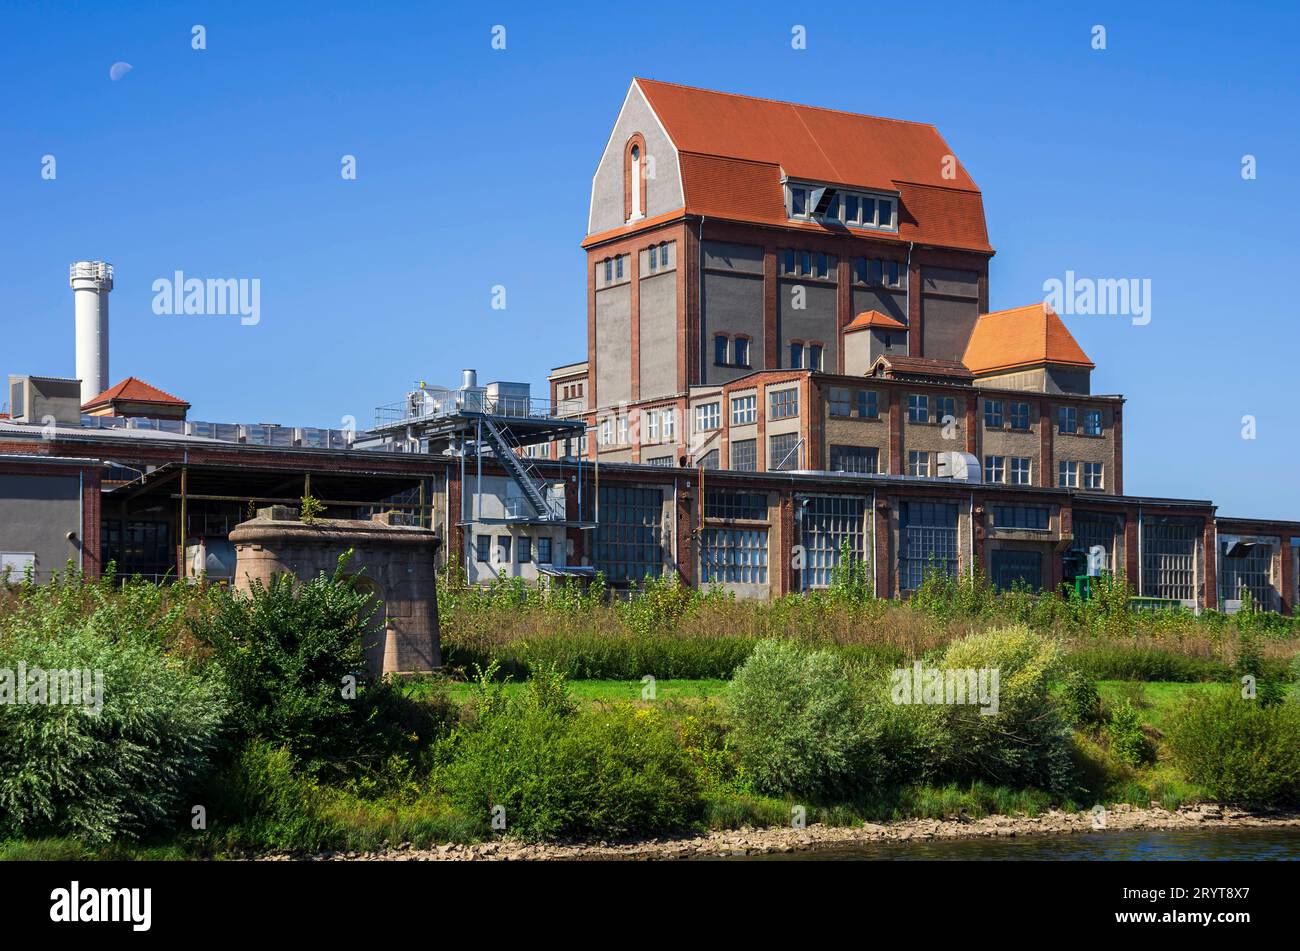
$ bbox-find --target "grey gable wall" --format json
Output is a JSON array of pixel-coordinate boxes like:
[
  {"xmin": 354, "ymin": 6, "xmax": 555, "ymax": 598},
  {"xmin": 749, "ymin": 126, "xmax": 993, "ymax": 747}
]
[{"xmin": 588, "ymin": 83, "xmax": 684, "ymax": 235}]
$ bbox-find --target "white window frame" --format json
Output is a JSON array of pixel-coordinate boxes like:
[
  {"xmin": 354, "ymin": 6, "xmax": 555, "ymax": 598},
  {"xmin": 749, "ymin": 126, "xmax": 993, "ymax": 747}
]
[
  {"xmin": 984, "ymin": 455, "xmax": 1006, "ymax": 484},
  {"xmin": 1010, "ymin": 457, "xmax": 1032, "ymax": 485},
  {"xmin": 908, "ymin": 450, "xmax": 931, "ymax": 477},
  {"xmin": 730, "ymin": 394, "xmax": 757, "ymax": 425},
  {"xmin": 694, "ymin": 402, "xmax": 721, "ymax": 432},
  {"xmin": 1083, "ymin": 462, "xmax": 1104, "ymax": 490},
  {"xmin": 1059, "ymin": 460, "xmax": 1079, "ymax": 488}
]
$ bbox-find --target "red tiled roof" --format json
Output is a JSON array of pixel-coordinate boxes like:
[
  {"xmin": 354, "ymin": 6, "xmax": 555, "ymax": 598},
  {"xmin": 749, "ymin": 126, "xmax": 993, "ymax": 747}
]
[
  {"xmin": 962, "ymin": 303, "xmax": 1095, "ymax": 375},
  {"xmin": 630, "ymin": 79, "xmax": 992, "ymax": 253},
  {"xmin": 845, "ymin": 310, "xmax": 909, "ymax": 333},
  {"xmin": 82, "ymin": 376, "xmax": 191, "ymax": 410},
  {"xmin": 869, "ymin": 354, "xmax": 974, "ymax": 383}
]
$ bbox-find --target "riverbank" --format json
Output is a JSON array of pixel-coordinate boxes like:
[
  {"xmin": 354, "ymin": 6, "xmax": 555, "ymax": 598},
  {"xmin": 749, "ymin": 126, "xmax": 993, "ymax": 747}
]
[{"xmin": 264, "ymin": 803, "xmax": 1300, "ymax": 861}]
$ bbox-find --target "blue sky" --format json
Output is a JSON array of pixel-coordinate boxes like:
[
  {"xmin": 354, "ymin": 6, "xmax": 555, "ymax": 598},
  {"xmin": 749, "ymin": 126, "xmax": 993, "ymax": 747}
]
[{"xmin": 2, "ymin": 0, "xmax": 1296, "ymax": 517}]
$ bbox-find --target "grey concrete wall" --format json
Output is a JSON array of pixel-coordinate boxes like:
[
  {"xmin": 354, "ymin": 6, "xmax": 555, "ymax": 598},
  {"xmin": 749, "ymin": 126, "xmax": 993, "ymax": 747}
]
[
  {"xmin": 0, "ymin": 474, "xmax": 82, "ymax": 582},
  {"xmin": 702, "ymin": 271, "xmax": 765, "ymax": 386},
  {"xmin": 639, "ymin": 270, "xmax": 678, "ymax": 399},
  {"xmin": 1046, "ymin": 366, "xmax": 1092, "ymax": 395},
  {"xmin": 921, "ymin": 267, "xmax": 980, "ymax": 362},
  {"xmin": 777, "ymin": 278, "xmax": 838, "ymax": 368},
  {"xmin": 852, "ymin": 287, "xmax": 907, "ymax": 325},
  {"xmin": 588, "ymin": 84, "xmax": 684, "ymax": 235},
  {"xmin": 596, "ymin": 283, "xmax": 633, "ymax": 408}
]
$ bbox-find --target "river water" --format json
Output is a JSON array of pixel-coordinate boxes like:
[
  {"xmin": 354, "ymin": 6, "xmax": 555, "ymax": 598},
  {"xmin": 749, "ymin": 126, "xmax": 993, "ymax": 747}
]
[{"xmin": 719, "ymin": 827, "xmax": 1300, "ymax": 861}]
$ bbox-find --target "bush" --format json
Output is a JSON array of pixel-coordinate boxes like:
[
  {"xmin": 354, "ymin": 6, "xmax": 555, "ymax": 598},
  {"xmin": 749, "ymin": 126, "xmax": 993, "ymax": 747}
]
[
  {"xmin": 0, "ymin": 605, "xmax": 226, "ymax": 843},
  {"xmin": 1106, "ymin": 699, "xmax": 1154, "ymax": 766},
  {"xmin": 728, "ymin": 639, "xmax": 879, "ymax": 799},
  {"xmin": 918, "ymin": 626, "xmax": 1077, "ymax": 795},
  {"xmin": 1167, "ymin": 689, "xmax": 1300, "ymax": 805},
  {"xmin": 447, "ymin": 668, "xmax": 703, "ymax": 841},
  {"xmin": 1058, "ymin": 668, "xmax": 1104, "ymax": 727},
  {"xmin": 192, "ymin": 557, "xmax": 434, "ymax": 778}
]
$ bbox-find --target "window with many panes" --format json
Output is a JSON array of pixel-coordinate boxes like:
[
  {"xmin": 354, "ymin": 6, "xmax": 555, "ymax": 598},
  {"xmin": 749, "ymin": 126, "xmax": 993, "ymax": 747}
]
[
  {"xmin": 829, "ymin": 388, "xmax": 851, "ymax": 417},
  {"xmin": 1058, "ymin": 460, "xmax": 1079, "ymax": 488},
  {"xmin": 1010, "ymin": 401, "xmax": 1031, "ymax": 431},
  {"xmin": 476, "ymin": 534, "xmax": 491, "ymax": 563},
  {"xmin": 900, "ymin": 501, "xmax": 958, "ymax": 589},
  {"xmin": 731, "ymin": 438, "xmax": 757, "ymax": 471},
  {"xmin": 934, "ymin": 396, "xmax": 956, "ymax": 424},
  {"xmin": 704, "ymin": 491, "xmax": 768, "ymax": 520},
  {"xmin": 984, "ymin": 399, "xmax": 1004, "ymax": 428},
  {"xmin": 800, "ymin": 496, "xmax": 866, "ymax": 589},
  {"xmin": 1083, "ymin": 409, "xmax": 1102, "ymax": 436},
  {"xmin": 594, "ymin": 486, "xmax": 663, "ymax": 583},
  {"xmin": 518, "ymin": 537, "xmax": 532, "ymax": 563},
  {"xmin": 907, "ymin": 450, "xmax": 931, "ymax": 477},
  {"xmin": 537, "ymin": 537, "xmax": 553, "ymax": 564},
  {"xmin": 770, "ymin": 388, "xmax": 799, "ymax": 419},
  {"xmin": 769, "ymin": 432, "xmax": 801, "ymax": 470},
  {"xmin": 1083, "ymin": 462, "xmax": 1104, "ymax": 490},
  {"xmin": 731, "ymin": 394, "xmax": 756, "ymax": 425},
  {"xmin": 1141, "ymin": 519, "xmax": 1199, "ymax": 601},
  {"xmin": 1010, "ymin": 457, "xmax": 1032, "ymax": 485},
  {"xmin": 700, "ymin": 528, "xmax": 768, "ymax": 584},
  {"xmin": 908, "ymin": 394, "xmax": 930, "ymax": 423},
  {"xmin": 992, "ymin": 505, "xmax": 1050, "ymax": 531},
  {"xmin": 694, "ymin": 402, "xmax": 720, "ymax": 432},
  {"xmin": 830, "ymin": 445, "xmax": 877, "ymax": 473},
  {"xmin": 984, "ymin": 455, "xmax": 1005, "ymax": 483}
]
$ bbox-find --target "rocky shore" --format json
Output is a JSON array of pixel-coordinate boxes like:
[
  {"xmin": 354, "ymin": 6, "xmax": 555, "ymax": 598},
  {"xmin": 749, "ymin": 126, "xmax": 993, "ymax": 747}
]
[{"xmin": 259, "ymin": 803, "xmax": 1300, "ymax": 861}]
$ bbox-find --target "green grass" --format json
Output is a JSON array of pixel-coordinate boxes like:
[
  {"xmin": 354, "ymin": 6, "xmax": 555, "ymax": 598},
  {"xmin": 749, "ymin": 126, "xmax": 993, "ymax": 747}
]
[{"xmin": 439, "ymin": 677, "xmax": 730, "ymax": 706}]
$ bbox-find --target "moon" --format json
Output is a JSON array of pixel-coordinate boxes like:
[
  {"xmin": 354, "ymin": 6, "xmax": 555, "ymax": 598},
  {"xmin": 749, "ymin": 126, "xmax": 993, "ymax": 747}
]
[{"xmin": 109, "ymin": 62, "xmax": 133, "ymax": 81}]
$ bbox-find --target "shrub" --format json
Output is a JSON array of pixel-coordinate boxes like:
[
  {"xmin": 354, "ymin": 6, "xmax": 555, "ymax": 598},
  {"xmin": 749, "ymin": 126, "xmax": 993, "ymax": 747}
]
[
  {"xmin": 1058, "ymin": 668, "xmax": 1104, "ymax": 727},
  {"xmin": 1106, "ymin": 699, "xmax": 1154, "ymax": 766},
  {"xmin": 918, "ymin": 626, "xmax": 1077, "ymax": 795},
  {"xmin": 1167, "ymin": 689, "xmax": 1300, "ymax": 805},
  {"xmin": 191, "ymin": 557, "xmax": 433, "ymax": 778},
  {"xmin": 0, "ymin": 608, "xmax": 226, "ymax": 843},
  {"xmin": 447, "ymin": 668, "xmax": 703, "ymax": 840},
  {"xmin": 728, "ymin": 639, "xmax": 879, "ymax": 799}
]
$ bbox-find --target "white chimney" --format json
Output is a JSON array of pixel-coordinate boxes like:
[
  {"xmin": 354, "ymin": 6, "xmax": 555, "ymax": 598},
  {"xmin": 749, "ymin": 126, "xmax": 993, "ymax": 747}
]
[{"xmin": 69, "ymin": 261, "xmax": 113, "ymax": 405}]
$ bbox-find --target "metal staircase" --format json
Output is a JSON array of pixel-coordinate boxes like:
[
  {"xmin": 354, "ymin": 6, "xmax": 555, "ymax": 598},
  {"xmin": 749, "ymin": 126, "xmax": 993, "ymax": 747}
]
[{"xmin": 480, "ymin": 417, "xmax": 557, "ymax": 520}]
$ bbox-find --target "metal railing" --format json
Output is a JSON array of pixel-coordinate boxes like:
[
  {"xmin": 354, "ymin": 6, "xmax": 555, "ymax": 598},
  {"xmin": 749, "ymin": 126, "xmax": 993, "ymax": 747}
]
[{"xmin": 374, "ymin": 390, "xmax": 584, "ymax": 428}]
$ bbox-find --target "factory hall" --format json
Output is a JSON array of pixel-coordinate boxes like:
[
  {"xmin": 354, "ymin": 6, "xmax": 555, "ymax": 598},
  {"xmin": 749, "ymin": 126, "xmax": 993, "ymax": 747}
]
[{"xmin": 2, "ymin": 79, "xmax": 1296, "ymax": 615}]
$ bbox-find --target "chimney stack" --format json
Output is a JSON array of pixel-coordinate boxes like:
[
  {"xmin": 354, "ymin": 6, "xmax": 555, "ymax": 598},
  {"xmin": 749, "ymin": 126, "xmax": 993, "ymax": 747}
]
[{"xmin": 69, "ymin": 261, "xmax": 113, "ymax": 406}]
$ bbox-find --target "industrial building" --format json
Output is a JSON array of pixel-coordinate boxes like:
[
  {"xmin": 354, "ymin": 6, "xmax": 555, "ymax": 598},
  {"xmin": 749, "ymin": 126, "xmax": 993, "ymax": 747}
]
[{"xmin": 1, "ymin": 79, "xmax": 1297, "ymax": 614}]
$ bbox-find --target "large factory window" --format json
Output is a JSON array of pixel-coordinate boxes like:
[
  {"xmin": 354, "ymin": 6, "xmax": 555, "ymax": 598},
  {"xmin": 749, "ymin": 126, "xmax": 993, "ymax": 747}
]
[
  {"xmin": 800, "ymin": 496, "xmax": 866, "ymax": 589},
  {"xmin": 990, "ymin": 549, "xmax": 1042, "ymax": 592},
  {"xmin": 899, "ymin": 501, "xmax": 958, "ymax": 590},
  {"xmin": 1219, "ymin": 540, "xmax": 1276, "ymax": 610},
  {"xmin": 700, "ymin": 528, "xmax": 768, "ymax": 584},
  {"xmin": 1141, "ymin": 518, "xmax": 1199, "ymax": 602},
  {"xmin": 594, "ymin": 486, "xmax": 663, "ymax": 583}
]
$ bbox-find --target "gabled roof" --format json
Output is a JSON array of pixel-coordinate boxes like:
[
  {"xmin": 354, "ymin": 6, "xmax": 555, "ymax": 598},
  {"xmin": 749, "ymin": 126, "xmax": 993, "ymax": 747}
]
[
  {"xmin": 82, "ymin": 376, "xmax": 191, "ymax": 411},
  {"xmin": 845, "ymin": 310, "xmax": 909, "ymax": 333},
  {"xmin": 625, "ymin": 78, "xmax": 992, "ymax": 253},
  {"xmin": 868, "ymin": 354, "xmax": 974, "ymax": 384},
  {"xmin": 962, "ymin": 303, "xmax": 1095, "ymax": 376}
]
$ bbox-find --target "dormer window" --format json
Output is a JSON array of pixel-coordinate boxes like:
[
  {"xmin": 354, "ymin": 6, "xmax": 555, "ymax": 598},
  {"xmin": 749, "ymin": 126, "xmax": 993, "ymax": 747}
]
[{"xmin": 785, "ymin": 180, "xmax": 898, "ymax": 232}]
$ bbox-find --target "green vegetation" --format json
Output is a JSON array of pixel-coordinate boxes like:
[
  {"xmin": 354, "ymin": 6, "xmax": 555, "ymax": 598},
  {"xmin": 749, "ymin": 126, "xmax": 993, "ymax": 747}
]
[{"xmin": 1, "ymin": 564, "xmax": 1298, "ymax": 859}]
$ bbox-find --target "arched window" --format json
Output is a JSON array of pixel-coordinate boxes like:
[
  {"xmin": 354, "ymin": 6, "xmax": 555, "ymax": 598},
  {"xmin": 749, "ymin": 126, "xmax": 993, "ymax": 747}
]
[
  {"xmin": 624, "ymin": 134, "xmax": 647, "ymax": 222},
  {"xmin": 631, "ymin": 145, "xmax": 642, "ymax": 218}
]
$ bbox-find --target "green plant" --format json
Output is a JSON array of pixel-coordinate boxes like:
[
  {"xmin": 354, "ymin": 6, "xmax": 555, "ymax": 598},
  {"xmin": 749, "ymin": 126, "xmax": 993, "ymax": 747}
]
[
  {"xmin": 299, "ymin": 494, "xmax": 326, "ymax": 525},
  {"xmin": 190, "ymin": 554, "xmax": 433, "ymax": 778},
  {"xmin": 1058, "ymin": 668, "xmax": 1104, "ymax": 727},
  {"xmin": 1167, "ymin": 689, "xmax": 1300, "ymax": 805},
  {"xmin": 0, "ymin": 593, "xmax": 227, "ymax": 843},
  {"xmin": 728, "ymin": 639, "xmax": 881, "ymax": 799},
  {"xmin": 1106, "ymin": 698, "xmax": 1154, "ymax": 767},
  {"xmin": 447, "ymin": 667, "xmax": 703, "ymax": 840}
]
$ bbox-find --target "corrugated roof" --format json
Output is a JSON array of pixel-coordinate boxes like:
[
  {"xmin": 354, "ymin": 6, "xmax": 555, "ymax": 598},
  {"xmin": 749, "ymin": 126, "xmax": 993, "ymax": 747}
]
[{"xmin": 962, "ymin": 303, "xmax": 1094, "ymax": 375}]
